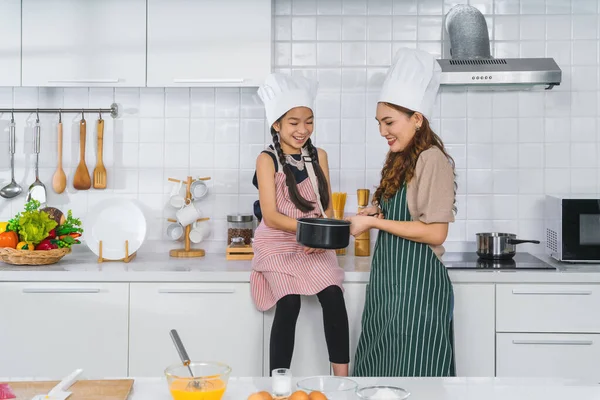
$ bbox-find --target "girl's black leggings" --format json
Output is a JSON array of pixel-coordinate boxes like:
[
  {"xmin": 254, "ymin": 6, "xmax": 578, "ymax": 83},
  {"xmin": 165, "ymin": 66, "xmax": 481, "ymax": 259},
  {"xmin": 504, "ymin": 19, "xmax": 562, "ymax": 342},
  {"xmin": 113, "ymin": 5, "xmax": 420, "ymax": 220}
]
[{"xmin": 269, "ymin": 285, "xmax": 350, "ymax": 372}]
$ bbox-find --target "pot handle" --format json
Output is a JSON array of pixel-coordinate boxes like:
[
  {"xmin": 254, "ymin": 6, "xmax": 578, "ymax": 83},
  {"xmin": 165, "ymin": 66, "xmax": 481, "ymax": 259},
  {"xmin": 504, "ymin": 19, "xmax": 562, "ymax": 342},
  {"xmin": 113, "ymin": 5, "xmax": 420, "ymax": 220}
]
[{"xmin": 508, "ymin": 239, "xmax": 541, "ymax": 245}]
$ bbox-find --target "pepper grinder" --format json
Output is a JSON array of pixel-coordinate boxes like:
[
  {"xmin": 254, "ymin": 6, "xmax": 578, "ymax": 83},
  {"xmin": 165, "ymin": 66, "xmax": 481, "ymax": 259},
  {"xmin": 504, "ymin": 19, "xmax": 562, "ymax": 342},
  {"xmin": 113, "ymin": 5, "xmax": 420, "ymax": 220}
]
[{"xmin": 355, "ymin": 189, "xmax": 371, "ymax": 257}]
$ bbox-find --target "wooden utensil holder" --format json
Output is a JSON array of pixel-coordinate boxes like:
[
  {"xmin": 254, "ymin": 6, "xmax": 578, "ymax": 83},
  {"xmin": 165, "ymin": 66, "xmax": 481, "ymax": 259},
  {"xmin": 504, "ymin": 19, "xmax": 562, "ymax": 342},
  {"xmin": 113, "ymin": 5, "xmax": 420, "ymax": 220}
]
[
  {"xmin": 167, "ymin": 176, "xmax": 211, "ymax": 258},
  {"xmin": 355, "ymin": 189, "xmax": 371, "ymax": 257}
]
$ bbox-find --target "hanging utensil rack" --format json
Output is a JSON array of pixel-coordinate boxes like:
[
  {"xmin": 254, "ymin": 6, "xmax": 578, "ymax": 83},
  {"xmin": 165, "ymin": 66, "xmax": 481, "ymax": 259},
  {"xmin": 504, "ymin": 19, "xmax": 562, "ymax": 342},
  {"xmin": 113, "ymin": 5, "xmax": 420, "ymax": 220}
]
[{"xmin": 0, "ymin": 103, "xmax": 119, "ymax": 118}]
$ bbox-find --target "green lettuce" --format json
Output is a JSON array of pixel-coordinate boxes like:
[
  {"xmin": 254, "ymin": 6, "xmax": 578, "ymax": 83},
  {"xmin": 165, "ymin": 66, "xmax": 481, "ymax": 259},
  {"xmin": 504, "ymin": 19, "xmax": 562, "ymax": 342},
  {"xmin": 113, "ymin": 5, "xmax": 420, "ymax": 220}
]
[{"xmin": 18, "ymin": 207, "xmax": 58, "ymax": 244}]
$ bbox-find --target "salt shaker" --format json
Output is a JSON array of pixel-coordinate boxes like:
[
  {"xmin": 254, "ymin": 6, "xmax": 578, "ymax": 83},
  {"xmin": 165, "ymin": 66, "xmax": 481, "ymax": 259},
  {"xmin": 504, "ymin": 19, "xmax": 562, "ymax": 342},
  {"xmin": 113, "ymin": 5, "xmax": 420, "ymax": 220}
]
[{"xmin": 271, "ymin": 368, "xmax": 292, "ymax": 397}]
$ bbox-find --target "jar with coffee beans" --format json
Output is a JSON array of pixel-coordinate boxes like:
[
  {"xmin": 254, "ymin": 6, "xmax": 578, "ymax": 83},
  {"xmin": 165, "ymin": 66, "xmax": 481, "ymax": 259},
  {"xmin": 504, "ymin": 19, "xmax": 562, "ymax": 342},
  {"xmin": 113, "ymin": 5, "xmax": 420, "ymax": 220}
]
[{"xmin": 227, "ymin": 214, "xmax": 254, "ymax": 246}]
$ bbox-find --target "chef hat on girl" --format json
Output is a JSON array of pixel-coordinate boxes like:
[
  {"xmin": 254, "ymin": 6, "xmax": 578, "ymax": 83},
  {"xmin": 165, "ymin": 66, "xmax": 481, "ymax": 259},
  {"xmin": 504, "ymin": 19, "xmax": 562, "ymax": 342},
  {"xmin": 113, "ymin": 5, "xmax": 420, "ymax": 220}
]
[
  {"xmin": 378, "ymin": 47, "xmax": 441, "ymax": 120},
  {"xmin": 257, "ymin": 73, "xmax": 317, "ymax": 128}
]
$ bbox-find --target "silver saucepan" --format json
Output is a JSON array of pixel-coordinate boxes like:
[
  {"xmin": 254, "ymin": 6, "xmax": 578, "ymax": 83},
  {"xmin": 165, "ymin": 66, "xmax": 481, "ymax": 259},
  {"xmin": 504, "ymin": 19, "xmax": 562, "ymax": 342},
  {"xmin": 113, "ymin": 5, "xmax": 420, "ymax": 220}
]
[{"xmin": 476, "ymin": 232, "xmax": 540, "ymax": 260}]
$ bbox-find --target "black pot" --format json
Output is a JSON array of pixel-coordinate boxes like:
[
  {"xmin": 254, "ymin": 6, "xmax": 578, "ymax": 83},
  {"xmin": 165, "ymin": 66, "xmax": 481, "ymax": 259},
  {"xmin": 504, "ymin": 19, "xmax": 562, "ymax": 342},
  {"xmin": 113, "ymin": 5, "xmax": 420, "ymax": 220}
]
[{"xmin": 296, "ymin": 218, "xmax": 351, "ymax": 249}]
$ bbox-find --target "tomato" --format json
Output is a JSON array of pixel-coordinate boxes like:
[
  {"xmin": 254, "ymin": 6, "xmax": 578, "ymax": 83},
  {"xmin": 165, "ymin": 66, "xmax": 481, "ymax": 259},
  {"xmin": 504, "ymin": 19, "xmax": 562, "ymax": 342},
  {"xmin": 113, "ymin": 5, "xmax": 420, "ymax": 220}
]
[{"xmin": 0, "ymin": 231, "xmax": 18, "ymax": 248}]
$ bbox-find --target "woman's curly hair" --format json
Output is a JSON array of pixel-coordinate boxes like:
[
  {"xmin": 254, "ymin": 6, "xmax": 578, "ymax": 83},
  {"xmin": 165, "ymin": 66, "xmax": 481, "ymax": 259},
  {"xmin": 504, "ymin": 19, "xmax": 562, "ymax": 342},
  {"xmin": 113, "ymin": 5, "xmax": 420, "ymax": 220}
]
[{"xmin": 373, "ymin": 103, "xmax": 457, "ymax": 210}]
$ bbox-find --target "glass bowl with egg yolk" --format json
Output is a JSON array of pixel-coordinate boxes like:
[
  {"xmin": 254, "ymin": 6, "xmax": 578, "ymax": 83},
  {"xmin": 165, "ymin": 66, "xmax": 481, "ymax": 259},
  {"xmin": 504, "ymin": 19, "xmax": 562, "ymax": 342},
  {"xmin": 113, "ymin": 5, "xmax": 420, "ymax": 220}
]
[{"xmin": 165, "ymin": 361, "xmax": 231, "ymax": 400}]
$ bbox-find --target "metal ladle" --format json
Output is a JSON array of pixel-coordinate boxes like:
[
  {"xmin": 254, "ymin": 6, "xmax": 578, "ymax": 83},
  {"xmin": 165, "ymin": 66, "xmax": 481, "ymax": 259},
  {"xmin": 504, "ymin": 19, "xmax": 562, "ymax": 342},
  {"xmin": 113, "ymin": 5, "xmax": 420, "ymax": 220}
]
[
  {"xmin": 26, "ymin": 110, "xmax": 47, "ymax": 207},
  {"xmin": 0, "ymin": 111, "xmax": 23, "ymax": 199}
]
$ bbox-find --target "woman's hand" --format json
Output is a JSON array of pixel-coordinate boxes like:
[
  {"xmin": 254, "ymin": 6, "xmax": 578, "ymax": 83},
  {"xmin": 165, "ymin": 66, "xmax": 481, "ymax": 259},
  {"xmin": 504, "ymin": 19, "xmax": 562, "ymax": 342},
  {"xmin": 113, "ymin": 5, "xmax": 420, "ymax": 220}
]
[
  {"xmin": 346, "ymin": 214, "xmax": 382, "ymax": 237},
  {"xmin": 357, "ymin": 205, "xmax": 382, "ymax": 216},
  {"xmin": 304, "ymin": 247, "xmax": 325, "ymax": 254}
]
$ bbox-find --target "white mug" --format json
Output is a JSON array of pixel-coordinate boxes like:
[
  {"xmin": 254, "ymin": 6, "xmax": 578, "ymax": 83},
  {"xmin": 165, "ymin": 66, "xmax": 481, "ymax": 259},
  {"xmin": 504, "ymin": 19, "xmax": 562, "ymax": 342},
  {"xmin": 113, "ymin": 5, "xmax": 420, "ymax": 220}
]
[
  {"xmin": 189, "ymin": 220, "xmax": 211, "ymax": 244},
  {"xmin": 169, "ymin": 181, "xmax": 186, "ymax": 208},
  {"xmin": 166, "ymin": 222, "xmax": 184, "ymax": 241},
  {"xmin": 176, "ymin": 201, "xmax": 203, "ymax": 226},
  {"xmin": 191, "ymin": 180, "xmax": 209, "ymax": 200}
]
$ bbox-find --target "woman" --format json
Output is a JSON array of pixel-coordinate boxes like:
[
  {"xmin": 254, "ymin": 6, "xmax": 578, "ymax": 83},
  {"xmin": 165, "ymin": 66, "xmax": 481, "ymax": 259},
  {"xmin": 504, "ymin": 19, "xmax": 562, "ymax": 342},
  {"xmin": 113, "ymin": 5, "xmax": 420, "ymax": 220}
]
[
  {"xmin": 347, "ymin": 48, "xmax": 457, "ymax": 377},
  {"xmin": 251, "ymin": 73, "xmax": 350, "ymax": 376}
]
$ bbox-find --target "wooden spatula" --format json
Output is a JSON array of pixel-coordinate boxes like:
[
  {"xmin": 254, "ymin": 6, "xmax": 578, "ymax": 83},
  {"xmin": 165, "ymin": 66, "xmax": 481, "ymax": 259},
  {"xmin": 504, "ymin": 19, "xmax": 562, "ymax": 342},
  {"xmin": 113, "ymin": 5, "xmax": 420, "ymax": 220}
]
[
  {"xmin": 73, "ymin": 116, "xmax": 91, "ymax": 190},
  {"xmin": 52, "ymin": 115, "xmax": 67, "ymax": 194},
  {"xmin": 93, "ymin": 117, "xmax": 106, "ymax": 189}
]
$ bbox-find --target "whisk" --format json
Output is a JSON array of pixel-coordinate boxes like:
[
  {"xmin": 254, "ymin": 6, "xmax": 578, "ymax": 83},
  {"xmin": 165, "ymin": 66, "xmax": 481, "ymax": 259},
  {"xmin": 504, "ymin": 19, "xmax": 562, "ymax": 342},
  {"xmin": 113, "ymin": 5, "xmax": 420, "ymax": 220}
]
[
  {"xmin": 170, "ymin": 329, "xmax": 203, "ymax": 391},
  {"xmin": 332, "ymin": 192, "xmax": 347, "ymax": 255}
]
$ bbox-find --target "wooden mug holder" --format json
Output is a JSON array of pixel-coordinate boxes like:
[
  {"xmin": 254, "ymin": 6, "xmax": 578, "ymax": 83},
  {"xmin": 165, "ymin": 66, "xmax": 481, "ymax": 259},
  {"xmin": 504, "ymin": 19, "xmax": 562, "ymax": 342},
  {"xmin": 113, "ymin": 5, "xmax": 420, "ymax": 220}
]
[
  {"xmin": 167, "ymin": 176, "xmax": 211, "ymax": 258},
  {"xmin": 98, "ymin": 240, "xmax": 136, "ymax": 263}
]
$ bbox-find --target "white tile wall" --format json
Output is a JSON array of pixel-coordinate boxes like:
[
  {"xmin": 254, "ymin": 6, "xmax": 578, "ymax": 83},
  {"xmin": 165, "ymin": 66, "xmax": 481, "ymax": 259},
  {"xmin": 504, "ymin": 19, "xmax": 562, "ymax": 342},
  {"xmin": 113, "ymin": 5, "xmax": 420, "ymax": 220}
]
[{"xmin": 0, "ymin": 0, "xmax": 598, "ymax": 253}]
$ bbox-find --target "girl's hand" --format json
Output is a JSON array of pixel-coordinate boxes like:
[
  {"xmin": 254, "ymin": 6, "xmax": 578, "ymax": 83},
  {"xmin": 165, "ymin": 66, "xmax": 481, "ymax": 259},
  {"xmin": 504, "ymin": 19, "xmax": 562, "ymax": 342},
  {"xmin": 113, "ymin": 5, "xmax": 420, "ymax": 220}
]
[
  {"xmin": 304, "ymin": 247, "xmax": 325, "ymax": 254},
  {"xmin": 346, "ymin": 215, "xmax": 379, "ymax": 237},
  {"xmin": 357, "ymin": 205, "xmax": 382, "ymax": 216}
]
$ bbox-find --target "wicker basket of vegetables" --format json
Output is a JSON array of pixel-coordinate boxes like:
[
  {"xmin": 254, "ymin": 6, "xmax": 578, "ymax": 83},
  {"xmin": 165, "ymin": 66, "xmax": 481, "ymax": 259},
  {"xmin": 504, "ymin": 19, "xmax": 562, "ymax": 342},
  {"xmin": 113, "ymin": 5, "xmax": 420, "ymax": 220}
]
[{"xmin": 0, "ymin": 200, "xmax": 83, "ymax": 266}]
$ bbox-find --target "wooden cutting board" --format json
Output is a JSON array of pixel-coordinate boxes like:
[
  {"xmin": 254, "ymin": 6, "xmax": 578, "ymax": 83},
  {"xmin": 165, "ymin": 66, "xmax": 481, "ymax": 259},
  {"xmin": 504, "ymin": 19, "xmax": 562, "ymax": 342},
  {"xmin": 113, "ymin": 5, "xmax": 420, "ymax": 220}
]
[{"xmin": 2, "ymin": 379, "xmax": 134, "ymax": 400}]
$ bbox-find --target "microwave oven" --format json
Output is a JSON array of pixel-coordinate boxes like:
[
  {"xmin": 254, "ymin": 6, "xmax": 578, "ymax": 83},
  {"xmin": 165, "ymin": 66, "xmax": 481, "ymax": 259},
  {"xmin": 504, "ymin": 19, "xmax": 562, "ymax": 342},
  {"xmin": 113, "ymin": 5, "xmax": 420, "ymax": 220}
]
[{"xmin": 545, "ymin": 195, "xmax": 600, "ymax": 262}]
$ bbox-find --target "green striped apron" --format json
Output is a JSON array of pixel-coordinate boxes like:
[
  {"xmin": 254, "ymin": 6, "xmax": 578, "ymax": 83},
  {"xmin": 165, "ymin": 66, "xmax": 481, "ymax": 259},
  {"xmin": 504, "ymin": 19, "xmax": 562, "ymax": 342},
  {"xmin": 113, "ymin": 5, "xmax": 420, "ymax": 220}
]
[{"xmin": 352, "ymin": 183, "xmax": 456, "ymax": 377}]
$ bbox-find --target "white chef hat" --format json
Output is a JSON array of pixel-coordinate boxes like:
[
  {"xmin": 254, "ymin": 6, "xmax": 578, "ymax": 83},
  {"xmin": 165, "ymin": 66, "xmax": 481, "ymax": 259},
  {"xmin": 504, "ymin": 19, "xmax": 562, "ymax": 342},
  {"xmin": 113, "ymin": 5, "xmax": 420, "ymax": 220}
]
[
  {"xmin": 378, "ymin": 47, "xmax": 441, "ymax": 120},
  {"xmin": 257, "ymin": 73, "xmax": 317, "ymax": 128}
]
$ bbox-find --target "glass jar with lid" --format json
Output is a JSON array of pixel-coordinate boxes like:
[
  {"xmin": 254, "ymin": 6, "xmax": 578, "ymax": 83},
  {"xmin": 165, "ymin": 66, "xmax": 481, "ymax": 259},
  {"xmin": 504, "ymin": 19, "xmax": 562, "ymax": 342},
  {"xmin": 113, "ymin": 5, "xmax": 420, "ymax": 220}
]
[{"xmin": 227, "ymin": 214, "xmax": 254, "ymax": 246}]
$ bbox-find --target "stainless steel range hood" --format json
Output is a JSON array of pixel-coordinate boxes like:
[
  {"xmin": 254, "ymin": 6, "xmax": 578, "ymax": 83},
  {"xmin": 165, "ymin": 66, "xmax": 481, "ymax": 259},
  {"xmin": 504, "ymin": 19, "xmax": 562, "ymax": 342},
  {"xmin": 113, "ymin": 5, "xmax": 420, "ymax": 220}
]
[{"xmin": 439, "ymin": 5, "xmax": 561, "ymax": 89}]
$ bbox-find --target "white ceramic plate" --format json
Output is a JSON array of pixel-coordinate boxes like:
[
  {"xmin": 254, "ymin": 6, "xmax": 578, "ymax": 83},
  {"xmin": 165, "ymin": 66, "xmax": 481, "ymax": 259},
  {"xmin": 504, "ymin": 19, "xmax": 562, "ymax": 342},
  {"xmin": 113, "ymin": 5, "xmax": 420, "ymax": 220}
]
[{"xmin": 84, "ymin": 198, "xmax": 147, "ymax": 260}]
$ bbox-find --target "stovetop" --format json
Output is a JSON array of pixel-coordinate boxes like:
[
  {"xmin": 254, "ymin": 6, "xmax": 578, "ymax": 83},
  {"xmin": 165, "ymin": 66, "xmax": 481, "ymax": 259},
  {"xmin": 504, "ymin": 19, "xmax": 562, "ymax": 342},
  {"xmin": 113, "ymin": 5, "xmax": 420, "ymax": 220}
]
[{"xmin": 442, "ymin": 252, "xmax": 556, "ymax": 270}]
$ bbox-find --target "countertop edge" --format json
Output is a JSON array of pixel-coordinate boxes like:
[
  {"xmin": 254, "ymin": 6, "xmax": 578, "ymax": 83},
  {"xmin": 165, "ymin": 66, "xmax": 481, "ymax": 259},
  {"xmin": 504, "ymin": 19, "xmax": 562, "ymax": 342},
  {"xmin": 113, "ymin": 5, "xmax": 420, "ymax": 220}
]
[{"xmin": 2, "ymin": 250, "xmax": 600, "ymax": 284}]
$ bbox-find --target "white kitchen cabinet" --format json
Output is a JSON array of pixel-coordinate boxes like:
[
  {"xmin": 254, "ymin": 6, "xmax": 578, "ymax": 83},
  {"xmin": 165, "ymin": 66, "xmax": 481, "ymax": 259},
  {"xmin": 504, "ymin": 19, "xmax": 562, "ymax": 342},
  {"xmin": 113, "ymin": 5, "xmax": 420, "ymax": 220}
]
[
  {"xmin": 147, "ymin": 0, "xmax": 271, "ymax": 87},
  {"xmin": 129, "ymin": 283, "xmax": 263, "ymax": 377},
  {"xmin": 496, "ymin": 333, "xmax": 600, "ymax": 380},
  {"xmin": 344, "ymin": 283, "xmax": 367, "ymax": 375},
  {"xmin": 344, "ymin": 282, "xmax": 496, "ymax": 377},
  {"xmin": 263, "ymin": 296, "xmax": 330, "ymax": 377},
  {"xmin": 452, "ymin": 284, "xmax": 496, "ymax": 377},
  {"xmin": 22, "ymin": 0, "xmax": 146, "ymax": 87},
  {"xmin": 496, "ymin": 284, "xmax": 600, "ymax": 333},
  {"xmin": 0, "ymin": 0, "xmax": 21, "ymax": 86},
  {"xmin": 0, "ymin": 282, "xmax": 129, "ymax": 378}
]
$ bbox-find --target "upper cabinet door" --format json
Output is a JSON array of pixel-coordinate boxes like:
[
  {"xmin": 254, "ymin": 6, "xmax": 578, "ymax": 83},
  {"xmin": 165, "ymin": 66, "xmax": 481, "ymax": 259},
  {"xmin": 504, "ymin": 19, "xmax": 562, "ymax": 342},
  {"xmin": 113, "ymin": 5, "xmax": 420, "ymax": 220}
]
[
  {"xmin": 22, "ymin": 0, "xmax": 146, "ymax": 87},
  {"xmin": 147, "ymin": 0, "xmax": 271, "ymax": 87},
  {"xmin": 0, "ymin": 0, "xmax": 21, "ymax": 86}
]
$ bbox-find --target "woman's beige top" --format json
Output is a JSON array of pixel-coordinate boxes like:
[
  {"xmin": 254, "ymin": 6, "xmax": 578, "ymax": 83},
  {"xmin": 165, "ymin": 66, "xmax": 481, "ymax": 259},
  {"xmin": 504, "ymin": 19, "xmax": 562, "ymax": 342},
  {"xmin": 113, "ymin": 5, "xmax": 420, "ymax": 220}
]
[{"xmin": 406, "ymin": 146, "xmax": 456, "ymax": 259}]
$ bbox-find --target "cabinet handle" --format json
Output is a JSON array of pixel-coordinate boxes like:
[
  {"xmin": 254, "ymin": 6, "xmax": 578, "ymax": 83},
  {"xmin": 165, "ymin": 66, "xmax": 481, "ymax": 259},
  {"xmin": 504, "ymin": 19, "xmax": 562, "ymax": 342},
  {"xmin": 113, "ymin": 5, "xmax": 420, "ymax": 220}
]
[
  {"xmin": 172, "ymin": 78, "xmax": 245, "ymax": 84},
  {"xmin": 47, "ymin": 79, "xmax": 120, "ymax": 84},
  {"xmin": 512, "ymin": 339, "xmax": 593, "ymax": 346},
  {"xmin": 158, "ymin": 288, "xmax": 236, "ymax": 294},
  {"xmin": 512, "ymin": 290, "xmax": 593, "ymax": 296},
  {"xmin": 22, "ymin": 288, "xmax": 101, "ymax": 294}
]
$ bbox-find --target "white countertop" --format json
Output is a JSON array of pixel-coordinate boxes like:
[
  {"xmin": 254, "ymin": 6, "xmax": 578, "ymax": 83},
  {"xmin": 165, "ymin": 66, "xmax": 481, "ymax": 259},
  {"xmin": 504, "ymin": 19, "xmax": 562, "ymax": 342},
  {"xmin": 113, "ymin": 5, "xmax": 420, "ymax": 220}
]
[
  {"xmin": 130, "ymin": 376, "xmax": 600, "ymax": 400},
  {"xmin": 5, "ymin": 376, "xmax": 599, "ymax": 400},
  {"xmin": 1, "ymin": 241, "xmax": 600, "ymax": 284}
]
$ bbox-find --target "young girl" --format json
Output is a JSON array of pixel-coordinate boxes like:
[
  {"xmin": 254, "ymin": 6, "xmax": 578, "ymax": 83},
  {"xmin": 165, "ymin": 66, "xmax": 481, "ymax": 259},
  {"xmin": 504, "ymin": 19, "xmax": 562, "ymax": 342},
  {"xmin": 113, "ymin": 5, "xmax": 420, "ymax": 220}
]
[
  {"xmin": 347, "ymin": 48, "xmax": 457, "ymax": 377},
  {"xmin": 251, "ymin": 73, "xmax": 350, "ymax": 376}
]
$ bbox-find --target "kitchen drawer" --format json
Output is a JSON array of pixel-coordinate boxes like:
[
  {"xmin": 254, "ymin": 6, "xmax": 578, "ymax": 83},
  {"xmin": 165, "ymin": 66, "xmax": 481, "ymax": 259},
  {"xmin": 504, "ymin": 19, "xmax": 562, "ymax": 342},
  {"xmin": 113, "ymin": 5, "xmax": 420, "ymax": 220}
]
[
  {"xmin": 129, "ymin": 283, "xmax": 263, "ymax": 377},
  {"xmin": 0, "ymin": 282, "xmax": 129, "ymax": 378},
  {"xmin": 496, "ymin": 333, "xmax": 600, "ymax": 380},
  {"xmin": 496, "ymin": 284, "xmax": 600, "ymax": 333}
]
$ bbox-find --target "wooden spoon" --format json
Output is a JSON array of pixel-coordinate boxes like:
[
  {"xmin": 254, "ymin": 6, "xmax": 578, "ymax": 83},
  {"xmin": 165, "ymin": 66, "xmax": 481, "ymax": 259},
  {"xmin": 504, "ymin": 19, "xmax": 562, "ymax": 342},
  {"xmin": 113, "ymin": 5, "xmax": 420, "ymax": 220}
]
[
  {"xmin": 73, "ymin": 116, "xmax": 91, "ymax": 190},
  {"xmin": 52, "ymin": 116, "xmax": 67, "ymax": 193},
  {"xmin": 93, "ymin": 116, "xmax": 106, "ymax": 189}
]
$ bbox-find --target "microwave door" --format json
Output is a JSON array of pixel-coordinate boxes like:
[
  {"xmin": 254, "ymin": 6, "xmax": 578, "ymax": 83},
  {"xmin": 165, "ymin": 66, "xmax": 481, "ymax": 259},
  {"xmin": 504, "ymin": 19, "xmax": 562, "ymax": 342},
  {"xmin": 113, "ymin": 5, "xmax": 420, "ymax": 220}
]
[{"xmin": 563, "ymin": 200, "xmax": 600, "ymax": 262}]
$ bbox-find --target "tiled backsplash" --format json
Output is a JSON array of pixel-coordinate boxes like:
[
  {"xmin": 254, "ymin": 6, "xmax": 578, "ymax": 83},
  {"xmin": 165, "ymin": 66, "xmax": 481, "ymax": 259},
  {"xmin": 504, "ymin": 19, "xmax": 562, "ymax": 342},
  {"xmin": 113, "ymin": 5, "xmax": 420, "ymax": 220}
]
[{"xmin": 1, "ymin": 0, "xmax": 599, "ymax": 253}]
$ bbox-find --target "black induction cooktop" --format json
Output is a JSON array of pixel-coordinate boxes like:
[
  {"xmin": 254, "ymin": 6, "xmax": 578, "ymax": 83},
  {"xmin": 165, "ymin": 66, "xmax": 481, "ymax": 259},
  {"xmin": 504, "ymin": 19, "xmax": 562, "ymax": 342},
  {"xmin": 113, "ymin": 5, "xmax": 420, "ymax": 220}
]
[{"xmin": 442, "ymin": 252, "xmax": 556, "ymax": 270}]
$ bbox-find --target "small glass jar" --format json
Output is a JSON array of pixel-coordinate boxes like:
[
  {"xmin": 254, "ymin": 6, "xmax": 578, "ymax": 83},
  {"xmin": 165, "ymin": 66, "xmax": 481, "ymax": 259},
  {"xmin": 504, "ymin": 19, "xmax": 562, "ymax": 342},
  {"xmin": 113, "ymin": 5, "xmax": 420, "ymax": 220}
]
[{"xmin": 227, "ymin": 214, "xmax": 254, "ymax": 246}]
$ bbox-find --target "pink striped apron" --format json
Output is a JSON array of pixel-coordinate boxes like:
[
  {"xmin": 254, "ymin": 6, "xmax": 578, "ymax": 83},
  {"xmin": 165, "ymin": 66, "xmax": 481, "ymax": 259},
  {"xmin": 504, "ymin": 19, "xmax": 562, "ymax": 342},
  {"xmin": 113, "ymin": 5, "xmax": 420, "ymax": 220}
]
[{"xmin": 250, "ymin": 149, "xmax": 345, "ymax": 312}]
